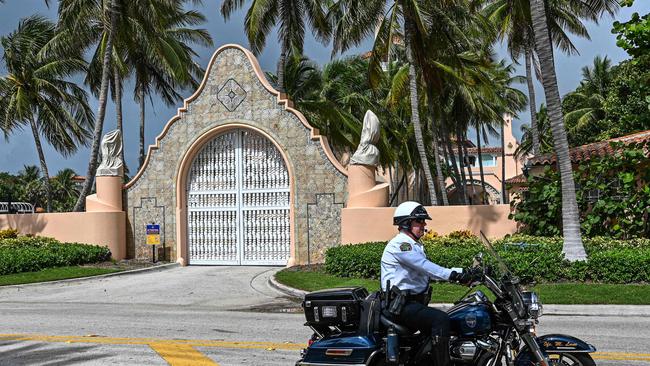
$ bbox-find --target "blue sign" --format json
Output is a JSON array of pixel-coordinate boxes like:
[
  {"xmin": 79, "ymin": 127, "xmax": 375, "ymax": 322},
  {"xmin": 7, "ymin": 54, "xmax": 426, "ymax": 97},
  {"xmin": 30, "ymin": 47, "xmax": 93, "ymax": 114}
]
[{"xmin": 146, "ymin": 224, "xmax": 160, "ymax": 235}]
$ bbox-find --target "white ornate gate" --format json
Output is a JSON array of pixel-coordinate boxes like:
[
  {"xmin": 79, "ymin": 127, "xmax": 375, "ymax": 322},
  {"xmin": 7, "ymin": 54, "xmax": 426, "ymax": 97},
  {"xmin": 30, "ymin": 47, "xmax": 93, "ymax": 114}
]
[{"xmin": 186, "ymin": 129, "xmax": 290, "ymax": 265}]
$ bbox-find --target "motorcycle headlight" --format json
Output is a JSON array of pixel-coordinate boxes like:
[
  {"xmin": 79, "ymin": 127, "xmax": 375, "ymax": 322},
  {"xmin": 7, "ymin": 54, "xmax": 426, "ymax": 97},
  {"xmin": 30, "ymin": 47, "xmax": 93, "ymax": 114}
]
[{"xmin": 522, "ymin": 291, "xmax": 543, "ymax": 318}]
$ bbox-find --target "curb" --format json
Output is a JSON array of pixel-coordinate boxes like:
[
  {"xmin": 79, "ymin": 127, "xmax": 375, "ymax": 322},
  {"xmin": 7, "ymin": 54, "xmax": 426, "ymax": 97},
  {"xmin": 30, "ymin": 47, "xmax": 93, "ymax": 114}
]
[
  {"xmin": 268, "ymin": 275, "xmax": 650, "ymax": 317},
  {"xmin": 268, "ymin": 274, "xmax": 308, "ymax": 299},
  {"xmin": 0, "ymin": 262, "xmax": 180, "ymax": 289}
]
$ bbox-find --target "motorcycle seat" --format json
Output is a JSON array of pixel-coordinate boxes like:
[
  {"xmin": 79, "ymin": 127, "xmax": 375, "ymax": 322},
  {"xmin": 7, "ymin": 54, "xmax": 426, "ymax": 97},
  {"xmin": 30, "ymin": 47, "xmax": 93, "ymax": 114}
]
[{"xmin": 380, "ymin": 313, "xmax": 415, "ymax": 336}]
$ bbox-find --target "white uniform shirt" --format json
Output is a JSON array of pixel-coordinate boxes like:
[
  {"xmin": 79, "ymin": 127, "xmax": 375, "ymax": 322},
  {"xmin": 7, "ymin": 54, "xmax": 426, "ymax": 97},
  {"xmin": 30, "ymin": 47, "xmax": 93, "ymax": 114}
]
[{"xmin": 380, "ymin": 232, "xmax": 462, "ymax": 294}]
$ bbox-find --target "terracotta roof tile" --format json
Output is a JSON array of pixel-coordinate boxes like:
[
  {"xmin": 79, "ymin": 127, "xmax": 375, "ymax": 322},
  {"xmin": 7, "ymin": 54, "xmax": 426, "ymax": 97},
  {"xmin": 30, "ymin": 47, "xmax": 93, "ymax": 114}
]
[
  {"xmin": 467, "ymin": 147, "xmax": 502, "ymax": 154},
  {"xmin": 529, "ymin": 130, "xmax": 650, "ymax": 166},
  {"xmin": 505, "ymin": 173, "xmax": 527, "ymax": 184}
]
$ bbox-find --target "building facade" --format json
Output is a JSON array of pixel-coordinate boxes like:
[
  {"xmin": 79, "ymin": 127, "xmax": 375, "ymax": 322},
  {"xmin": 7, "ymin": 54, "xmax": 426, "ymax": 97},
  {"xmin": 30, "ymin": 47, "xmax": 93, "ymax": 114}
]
[{"xmin": 445, "ymin": 114, "xmax": 525, "ymax": 204}]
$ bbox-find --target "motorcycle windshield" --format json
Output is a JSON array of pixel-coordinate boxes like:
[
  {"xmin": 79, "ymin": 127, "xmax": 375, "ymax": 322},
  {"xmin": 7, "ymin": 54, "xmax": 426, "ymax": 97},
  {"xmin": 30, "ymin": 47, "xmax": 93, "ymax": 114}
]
[{"xmin": 479, "ymin": 231, "xmax": 512, "ymax": 277}]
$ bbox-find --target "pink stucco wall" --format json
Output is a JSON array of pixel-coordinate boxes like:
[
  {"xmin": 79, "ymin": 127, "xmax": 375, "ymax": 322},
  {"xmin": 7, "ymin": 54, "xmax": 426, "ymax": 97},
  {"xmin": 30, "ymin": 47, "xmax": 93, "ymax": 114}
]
[
  {"xmin": 341, "ymin": 204, "xmax": 517, "ymax": 244},
  {"xmin": 0, "ymin": 212, "xmax": 126, "ymax": 260}
]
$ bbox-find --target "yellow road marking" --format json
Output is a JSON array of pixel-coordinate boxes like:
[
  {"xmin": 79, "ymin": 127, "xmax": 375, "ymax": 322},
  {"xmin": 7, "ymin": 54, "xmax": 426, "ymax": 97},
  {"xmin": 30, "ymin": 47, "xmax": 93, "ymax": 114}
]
[
  {"xmin": 149, "ymin": 343, "xmax": 219, "ymax": 366},
  {"xmin": 594, "ymin": 352, "xmax": 650, "ymax": 357},
  {"xmin": 0, "ymin": 333, "xmax": 304, "ymax": 350},
  {"xmin": 592, "ymin": 352, "xmax": 650, "ymax": 362},
  {"xmin": 3, "ymin": 334, "xmax": 647, "ymax": 363}
]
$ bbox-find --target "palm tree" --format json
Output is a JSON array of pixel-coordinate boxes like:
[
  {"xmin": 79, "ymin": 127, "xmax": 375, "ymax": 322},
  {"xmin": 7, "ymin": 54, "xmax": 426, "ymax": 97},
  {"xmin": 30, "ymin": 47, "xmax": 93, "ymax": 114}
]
[
  {"xmin": 515, "ymin": 103, "xmax": 553, "ymax": 159},
  {"xmin": 563, "ymin": 56, "xmax": 612, "ymax": 145},
  {"xmin": 16, "ymin": 165, "xmax": 46, "ymax": 209},
  {"xmin": 484, "ymin": 0, "xmax": 619, "ymax": 156},
  {"xmin": 125, "ymin": 2, "xmax": 211, "ymax": 169},
  {"xmin": 0, "ymin": 16, "xmax": 94, "ymax": 213},
  {"xmin": 83, "ymin": 1, "xmax": 212, "ymax": 172},
  {"xmin": 52, "ymin": 168, "xmax": 81, "ymax": 212},
  {"xmin": 220, "ymin": 0, "xmax": 329, "ymax": 93},
  {"xmin": 342, "ymin": 0, "xmax": 439, "ymax": 204},
  {"xmin": 57, "ymin": 0, "xmax": 120, "ymax": 212},
  {"xmin": 529, "ymin": 0, "xmax": 585, "ymax": 260},
  {"xmin": 129, "ymin": 2, "xmax": 211, "ymax": 168}
]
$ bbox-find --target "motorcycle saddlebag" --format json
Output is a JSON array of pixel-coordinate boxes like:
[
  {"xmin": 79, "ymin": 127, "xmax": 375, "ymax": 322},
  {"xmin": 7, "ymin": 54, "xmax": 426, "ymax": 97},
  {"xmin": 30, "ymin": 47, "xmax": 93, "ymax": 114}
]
[
  {"xmin": 298, "ymin": 335, "xmax": 379, "ymax": 365},
  {"xmin": 303, "ymin": 287, "xmax": 369, "ymax": 328}
]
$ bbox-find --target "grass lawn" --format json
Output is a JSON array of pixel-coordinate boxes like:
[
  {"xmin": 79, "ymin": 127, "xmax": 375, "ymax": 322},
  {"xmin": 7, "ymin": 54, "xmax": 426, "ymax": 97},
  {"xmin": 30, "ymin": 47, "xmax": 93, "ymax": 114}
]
[
  {"xmin": 0, "ymin": 266, "xmax": 122, "ymax": 286},
  {"xmin": 275, "ymin": 269, "xmax": 650, "ymax": 305}
]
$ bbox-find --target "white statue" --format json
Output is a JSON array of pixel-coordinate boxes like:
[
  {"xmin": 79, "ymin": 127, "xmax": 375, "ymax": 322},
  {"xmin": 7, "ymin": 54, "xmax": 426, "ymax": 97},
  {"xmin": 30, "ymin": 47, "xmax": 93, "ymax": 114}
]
[
  {"xmin": 96, "ymin": 129, "xmax": 124, "ymax": 177},
  {"xmin": 350, "ymin": 110, "xmax": 381, "ymax": 166}
]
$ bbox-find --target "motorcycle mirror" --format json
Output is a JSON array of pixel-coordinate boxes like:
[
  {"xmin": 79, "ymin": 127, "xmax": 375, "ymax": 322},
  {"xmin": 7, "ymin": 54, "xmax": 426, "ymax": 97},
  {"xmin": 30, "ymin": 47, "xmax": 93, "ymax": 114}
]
[{"xmin": 472, "ymin": 252, "xmax": 484, "ymax": 267}]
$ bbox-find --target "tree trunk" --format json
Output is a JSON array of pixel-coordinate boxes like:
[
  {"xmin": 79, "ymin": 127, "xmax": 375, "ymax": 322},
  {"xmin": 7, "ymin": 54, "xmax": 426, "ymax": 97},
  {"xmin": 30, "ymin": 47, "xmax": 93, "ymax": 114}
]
[
  {"xmin": 404, "ymin": 18, "xmax": 437, "ymax": 205},
  {"xmin": 455, "ymin": 126, "xmax": 469, "ymax": 205},
  {"xmin": 73, "ymin": 0, "xmax": 118, "ymax": 212},
  {"xmin": 434, "ymin": 136, "xmax": 449, "ymax": 206},
  {"xmin": 114, "ymin": 67, "xmax": 126, "ymax": 177},
  {"xmin": 427, "ymin": 89, "xmax": 449, "ymax": 205},
  {"xmin": 530, "ymin": 0, "xmax": 586, "ymax": 260},
  {"xmin": 476, "ymin": 124, "xmax": 488, "ymax": 204},
  {"xmin": 29, "ymin": 118, "xmax": 52, "ymax": 213},
  {"xmin": 462, "ymin": 131, "xmax": 476, "ymax": 204},
  {"xmin": 442, "ymin": 125, "xmax": 463, "ymax": 204},
  {"xmin": 277, "ymin": 43, "xmax": 287, "ymax": 94},
  {"xmin": 389, "ymin": 173, "xmax": 406, "ymax": 206},
  {"xmin": 441, "ymin": 137, "xmax": 458, "ymax": 193},
  {"xmin": 139, "ymin": 81, "xmax": 146, "ymax": 169},
  {"xmin": 501, "ymin": 122, "xmax": 508, "ymax": 204},
  {"xmin": 525, "ymin": 47, "xmax": 540, "ymax": 155}
]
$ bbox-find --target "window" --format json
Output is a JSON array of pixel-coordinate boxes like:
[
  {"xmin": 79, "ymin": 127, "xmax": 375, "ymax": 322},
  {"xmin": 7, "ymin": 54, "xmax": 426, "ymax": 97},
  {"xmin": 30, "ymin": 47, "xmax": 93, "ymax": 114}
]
[
  {"xmin": 448, "ymin": 154, "xmax": 496, "ymax": 168},
  {"xmin": 479, "ymin": 154, "xmax": 496, "ymax": 167}
]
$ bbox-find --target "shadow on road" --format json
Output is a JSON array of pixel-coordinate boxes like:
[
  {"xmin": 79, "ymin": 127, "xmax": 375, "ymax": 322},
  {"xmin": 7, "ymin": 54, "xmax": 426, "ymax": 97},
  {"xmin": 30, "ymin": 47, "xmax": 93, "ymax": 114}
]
[
  {"xmin": 0, "ymin": 340, "xmax": 111, "ymax": 365},
  {"xmin": 234, "ymin": 296, "xmax": 302, "ymax": 313}
]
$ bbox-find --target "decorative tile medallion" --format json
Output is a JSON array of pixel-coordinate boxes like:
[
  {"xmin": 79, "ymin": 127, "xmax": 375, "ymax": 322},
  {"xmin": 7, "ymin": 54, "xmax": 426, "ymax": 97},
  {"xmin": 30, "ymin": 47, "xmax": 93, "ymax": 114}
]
[{"xmin": 217, "ymin": 78, "xmax": 246, "ymax": 111}]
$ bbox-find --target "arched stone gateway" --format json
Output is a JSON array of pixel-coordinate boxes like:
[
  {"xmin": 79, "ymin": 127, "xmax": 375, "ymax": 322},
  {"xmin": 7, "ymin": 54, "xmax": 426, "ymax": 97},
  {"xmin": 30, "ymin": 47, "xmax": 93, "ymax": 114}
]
[{"xmin": 124, "ymin": 44, "xmax": 347, "ymax": 266}]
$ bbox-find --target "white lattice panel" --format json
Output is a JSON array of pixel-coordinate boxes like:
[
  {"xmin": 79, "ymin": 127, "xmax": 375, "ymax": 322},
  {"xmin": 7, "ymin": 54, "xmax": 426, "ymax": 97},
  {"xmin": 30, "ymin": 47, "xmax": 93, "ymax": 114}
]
[{"xmin": 187, "ymin": 129, "xmax": 290, "ymax": 265}]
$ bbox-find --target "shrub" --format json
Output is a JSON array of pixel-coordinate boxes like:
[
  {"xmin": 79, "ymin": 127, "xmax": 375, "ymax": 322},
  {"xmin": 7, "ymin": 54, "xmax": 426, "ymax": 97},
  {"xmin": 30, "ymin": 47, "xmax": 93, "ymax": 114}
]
[
  {"xmin": 447, "ymin": 230, "xmax": 476, "ymax": 239},
  {"xmin": 0, "ymin": 236, "xmax": 111, "ymax": 275},
  {"xmin": 0, "ymin": 229, "xmax": 18, "ymax": 239},
  {"xmin": 325, "ymin": 242, "xmax": 385, "ymax": 279},
  {"xmin": 420, "ymin": 231, "xmax": 439, "ymax": 241},
  {"xmin": 324, "ymin": 234, "xmax": 650, "ymax": 283},
  {"xmin": 510, "ymin": 141, "xmax": 650, "ymax": 239},
  {"xmin": 587, "ymin": 249, "xmax": 650, "ymax": 283}
]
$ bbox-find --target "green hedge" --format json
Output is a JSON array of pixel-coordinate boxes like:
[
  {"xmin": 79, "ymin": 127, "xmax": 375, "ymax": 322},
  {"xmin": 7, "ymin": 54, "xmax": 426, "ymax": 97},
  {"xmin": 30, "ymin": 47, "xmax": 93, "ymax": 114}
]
[
  {"xmin": 0, "ymin": 236, "xmax": 112, "ymax": 275},
  {"xmin": 324, "ymin": 235, "xmax": 650, "ymax": 284}
]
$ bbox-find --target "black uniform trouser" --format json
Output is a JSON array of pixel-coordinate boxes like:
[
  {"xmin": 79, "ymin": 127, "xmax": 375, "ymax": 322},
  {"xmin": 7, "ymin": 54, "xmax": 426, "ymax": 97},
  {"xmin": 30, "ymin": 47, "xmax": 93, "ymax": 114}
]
[{"xmin": 397, "ymin": 301, "xmax": 450, "ymax": 337}]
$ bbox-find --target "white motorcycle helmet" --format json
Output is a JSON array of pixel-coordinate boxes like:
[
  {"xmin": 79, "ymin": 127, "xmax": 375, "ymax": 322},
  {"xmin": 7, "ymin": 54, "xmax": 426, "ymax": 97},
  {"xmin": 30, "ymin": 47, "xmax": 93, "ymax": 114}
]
[{"xmin": 393, "ymin": 201, "xmax": 432, "ymax": 229}]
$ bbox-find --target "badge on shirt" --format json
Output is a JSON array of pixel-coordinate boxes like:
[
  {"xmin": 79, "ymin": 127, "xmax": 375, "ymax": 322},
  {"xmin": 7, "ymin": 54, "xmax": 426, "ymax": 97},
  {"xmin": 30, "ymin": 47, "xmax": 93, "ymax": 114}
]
[{"xmin": 399, "ymin": 242, "xmax": 412, "ymax": 251}]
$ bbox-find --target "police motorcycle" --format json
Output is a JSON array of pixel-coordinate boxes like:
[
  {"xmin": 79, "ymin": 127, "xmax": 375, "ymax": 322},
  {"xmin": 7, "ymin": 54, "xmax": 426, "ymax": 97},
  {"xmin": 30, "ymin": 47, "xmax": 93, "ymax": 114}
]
[{"xmin": 296, "ymin": 232, "xmax": 597, "ymax": 366}]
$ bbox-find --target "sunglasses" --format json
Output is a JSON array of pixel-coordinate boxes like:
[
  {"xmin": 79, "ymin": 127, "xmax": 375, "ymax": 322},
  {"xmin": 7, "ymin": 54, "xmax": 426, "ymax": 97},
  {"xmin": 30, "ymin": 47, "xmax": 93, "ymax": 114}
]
[{"xmin": 413, "ymin": 219, "xmax": 427, "ymax": 224}]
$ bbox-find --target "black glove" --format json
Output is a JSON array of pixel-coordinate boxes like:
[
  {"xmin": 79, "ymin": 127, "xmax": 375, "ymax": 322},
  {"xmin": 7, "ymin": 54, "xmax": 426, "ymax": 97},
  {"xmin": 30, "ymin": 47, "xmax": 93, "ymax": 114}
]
[
  {"xmin": 450, "ymin": 267, "xmax": 482, "ymax": 285},
  {"xmin": 449, "ymin": 269, "xmax": 472, "ymax": 285}
]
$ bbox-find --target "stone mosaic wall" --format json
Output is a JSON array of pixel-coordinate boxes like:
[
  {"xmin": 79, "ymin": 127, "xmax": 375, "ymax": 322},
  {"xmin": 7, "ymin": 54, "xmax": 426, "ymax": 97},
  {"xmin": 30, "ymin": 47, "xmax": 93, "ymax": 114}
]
[
  {"xmin": 125, "ymin": 45, "xmax": 348, "ymax": 264},
  {"xmin": 307, "ymin": 194, "xmax": 344, "ymax": 263}
]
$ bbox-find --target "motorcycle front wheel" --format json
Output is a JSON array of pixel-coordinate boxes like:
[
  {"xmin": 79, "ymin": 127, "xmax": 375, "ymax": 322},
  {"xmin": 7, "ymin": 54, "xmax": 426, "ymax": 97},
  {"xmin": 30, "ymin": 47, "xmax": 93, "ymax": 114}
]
[{"xmin": 476, "ymin": 351, "xmax": 596, "ymax": 366}]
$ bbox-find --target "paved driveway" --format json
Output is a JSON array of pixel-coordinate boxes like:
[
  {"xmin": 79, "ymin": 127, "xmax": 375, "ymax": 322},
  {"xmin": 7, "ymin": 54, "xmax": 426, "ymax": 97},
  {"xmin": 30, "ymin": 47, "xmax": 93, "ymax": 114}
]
[{"xmin": 0, "ymin": 265, "xmax": 296, "ymax": 310}]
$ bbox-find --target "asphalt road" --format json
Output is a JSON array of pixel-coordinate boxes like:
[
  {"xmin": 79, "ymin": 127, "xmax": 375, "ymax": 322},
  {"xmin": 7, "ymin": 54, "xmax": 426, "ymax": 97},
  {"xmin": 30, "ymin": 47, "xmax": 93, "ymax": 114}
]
[{"xmin": 0, "ymin": 266, "xmax": 648, "ymax": 365}]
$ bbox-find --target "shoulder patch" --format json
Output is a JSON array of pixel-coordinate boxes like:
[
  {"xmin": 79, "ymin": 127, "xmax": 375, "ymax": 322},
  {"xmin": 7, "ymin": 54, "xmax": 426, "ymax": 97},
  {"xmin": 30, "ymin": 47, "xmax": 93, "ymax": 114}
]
[{"xmin": 399, "ymin": 242, "xmax": 412, "ymax": 252}]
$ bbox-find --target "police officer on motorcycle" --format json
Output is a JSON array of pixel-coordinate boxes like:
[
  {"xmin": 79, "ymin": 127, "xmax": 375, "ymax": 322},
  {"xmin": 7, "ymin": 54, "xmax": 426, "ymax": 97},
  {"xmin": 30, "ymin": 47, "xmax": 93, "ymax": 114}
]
[{"xmin": 381, "ymin": 201, "xmax": 475, "ymax": 366}]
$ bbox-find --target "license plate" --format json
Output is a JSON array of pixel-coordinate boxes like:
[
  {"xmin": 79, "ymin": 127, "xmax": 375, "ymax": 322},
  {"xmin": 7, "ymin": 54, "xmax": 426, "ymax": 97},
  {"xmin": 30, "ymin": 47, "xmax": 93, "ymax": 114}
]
[{"xmin": 321, "ymin": 306, "xmax": 337, "ymax": 318}]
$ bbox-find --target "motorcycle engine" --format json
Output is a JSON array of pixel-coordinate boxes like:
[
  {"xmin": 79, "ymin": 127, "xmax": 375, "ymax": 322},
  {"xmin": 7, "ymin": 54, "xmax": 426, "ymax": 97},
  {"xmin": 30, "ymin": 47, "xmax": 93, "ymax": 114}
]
[{"xmin": 450, "ymin": 340, "xmax": 477, "ymax": 361}]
